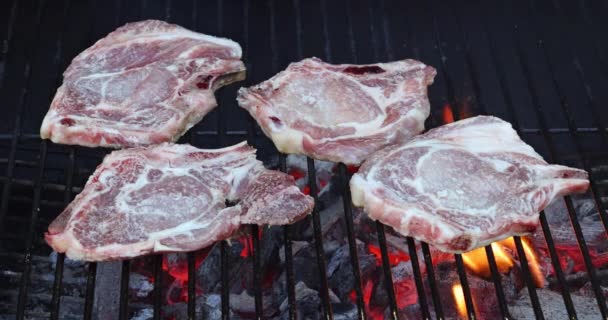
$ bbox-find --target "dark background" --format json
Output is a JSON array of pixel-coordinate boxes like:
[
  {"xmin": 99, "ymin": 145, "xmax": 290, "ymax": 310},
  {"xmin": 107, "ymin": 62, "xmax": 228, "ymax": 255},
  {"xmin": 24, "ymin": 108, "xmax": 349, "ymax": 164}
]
[{"xmin": 1, "ymin": 0, "xmax": 607, "ymax": 318}]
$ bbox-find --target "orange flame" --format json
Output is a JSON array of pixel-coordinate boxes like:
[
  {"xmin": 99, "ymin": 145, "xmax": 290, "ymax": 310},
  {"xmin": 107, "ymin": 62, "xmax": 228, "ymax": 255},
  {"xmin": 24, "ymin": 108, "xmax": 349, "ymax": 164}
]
[
  {"xmin": 442, "ymin": 103, "xmax": 455, "ymax": 124},
  {"xmin": 461, "ymin": 237, "xmax": 544, "ymax": 287},
  {"xmin": 499, "ymin": 237, "xmax": 545, "ymax": 287},
  {"xmin": 452, "ymin": 284, "xmax": 468, "ymax": 319},
  {"xmin": 461, "ymin": 243, "xmax": 514, "ymax": 278}
]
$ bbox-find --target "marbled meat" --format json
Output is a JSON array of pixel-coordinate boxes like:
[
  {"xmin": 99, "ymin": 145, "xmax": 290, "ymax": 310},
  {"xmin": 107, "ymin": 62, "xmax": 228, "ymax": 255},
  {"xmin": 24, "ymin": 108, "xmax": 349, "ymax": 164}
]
[
  {"xmin": 45, "ymin": 142, "xmax": 313, "ymax": 261},
  {"xmin": 40, "ymin": 20, "xmax": 246, "ymax": 148},
  {"xmin": 350, "ymin": 116, "xmax": 589, "ymax": 253},
  {"xmin": 237, "ymin": 57, "xmax": 436, "ymax": 164}
]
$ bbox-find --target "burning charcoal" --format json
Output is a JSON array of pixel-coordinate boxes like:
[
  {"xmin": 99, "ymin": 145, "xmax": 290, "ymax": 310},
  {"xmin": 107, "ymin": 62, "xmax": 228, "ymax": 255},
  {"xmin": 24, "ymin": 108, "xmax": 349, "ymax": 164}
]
[
  {"xmin": 291, "ymin": 243, "xmax": 323, "ymax": 290},
  {"xmin": 130, "ymin": 308, "xmax": 153, "ymax": 320},
  {"xmin": 510, "ymin": 288, "xmax": 602, "ymax": 319},
  {"xmin": 196, "ymin": 242, "xmax": 242, "ymax": 293},
  {"xmin": 259, "ymin": 226, "xmax": 285, "ymax": 270},
  {"xmin": 198, "ymin": 294, "xmax": 223, "ymax": 320},
  {"xmin": 278, "ymin": 282, "xmax": 333, "ymax": 320},
  {"xmin": 327, "ymin": 241, "xmax": 376, "ymax": 300},
  {"xmin": 279, "ymin": 240, "xmax": 308, "ymax": 263},
  {"xmin": 319, "ymin": 201, "xmax": 345, "ymax": 238},
  {"xmin": 129, "ymin": 273, "xmax": 154, "ymax": 298},
  {"xmin": 331, "ymin": 302, "xmax": 359, "ymax": 320},
  {"xmin": 163, "ymin": 301, "xmax": 187, "ymax": 319},
  {"xmin": 51, "ymin": 296, "xmax": 83, "ymax": 320},
  {"xmin": 229, "ymin": 290, "xmax": 276, "ymax": 318},
  {"xmin": 543, "ymin": 196, "xmax": 608, "ymax": 250}
]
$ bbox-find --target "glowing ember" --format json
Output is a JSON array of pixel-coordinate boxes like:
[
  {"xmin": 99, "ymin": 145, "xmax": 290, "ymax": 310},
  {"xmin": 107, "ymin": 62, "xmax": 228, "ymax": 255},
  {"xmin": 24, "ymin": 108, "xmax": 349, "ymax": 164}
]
[
  {"xmin": 346, "ymin": 165, "xmax": 360, "ymax": 174},
  {"xmin": 237, "ymin": 228, "xmax": 264, "ymax": 258},
  {"xmin": 394, "ymin": 279, "xmax": 417, "ymax": 309},
  {"xmin": 288, "ymin": 168, "xmax": 305, "ymax": 180},
  {"xmin": 442, "ymin": 103, "xmax": 455, "ymax": 124},
  {"xmin": 452, "ymin": 283, "xmax": 468, "ymax": 319},
  {"xmin": 367, "ymin": 244, "xmax": 410, "ymax": 266},
  {"xmin": 349, "ymin": 280, "xmax": 384, "ymax": 320},
  {"xmin": 461, "ymin": 243, "xmax": 514, "ymax": 278}
]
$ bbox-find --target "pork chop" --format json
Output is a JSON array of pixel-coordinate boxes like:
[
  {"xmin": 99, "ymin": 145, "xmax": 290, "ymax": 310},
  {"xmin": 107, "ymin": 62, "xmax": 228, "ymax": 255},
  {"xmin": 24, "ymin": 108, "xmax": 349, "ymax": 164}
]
[
  {"xmin": 40, "ymin": 20, "xmax": 246, "ymax": 148},
  {"xmin": 45, "ymin": 142, "xmax": 313, "ymax": 261},
  {"xmin": 350, "ymin": 116, "xmax": 589, "ymax": 253},
  {"xmin": 237, "ymin": 57, "xmax": 436, "ymax": 165}
]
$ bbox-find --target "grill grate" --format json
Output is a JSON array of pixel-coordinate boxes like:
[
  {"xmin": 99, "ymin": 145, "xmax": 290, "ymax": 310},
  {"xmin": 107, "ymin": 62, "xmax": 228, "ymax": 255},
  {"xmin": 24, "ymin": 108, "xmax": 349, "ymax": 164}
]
[{"xmin": 1, "ymin": 0, "xmax": 607, "ymax": 319}]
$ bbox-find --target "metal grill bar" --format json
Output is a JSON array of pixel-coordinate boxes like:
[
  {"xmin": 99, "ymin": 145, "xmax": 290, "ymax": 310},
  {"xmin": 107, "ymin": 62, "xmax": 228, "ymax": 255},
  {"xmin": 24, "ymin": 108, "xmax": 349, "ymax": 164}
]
[
  {"xmin": 377, "ymin": 2, "xmax": 446, "ymax": 318},
  {"xmin": 514, "ymin": 236, "xmax": 545, "ymax": 319},
  {"xmin": 441, "ymin": 1, "xmax": 523, "ymax": 317},
  {"xmin": 50, "ymin": 147, "xmax": 76, "ymax": 320},
  {"xmin": 578, "ymin": 0, "xmax": 608, "ymax": 77},
  {"xmin": 406, "ymin": 237, "xmax": 430, "ymax": 319},
  {"xmin": 529, "ymin": 2, "xmax": 608, "ymax": 236},
  {"xmin": 477, "ymin": 2, "xmax": 578, "ymax": 317},
  {"xmin": 187, "ymin": 253, "xmax": 195, "ymax": 319},
  {"xmin": 553, "ymin": 0, "xmax": 608, "ymax": 128},
  {"xmin": 16, "ymin": 140, "xmax": 47, "ymax": 319},
  {"xmin": 0, "ymin": 0, "xmax": 45, "ymax": 236},
  {"xmin": 220, "ymin": 241, "xmax": 230, "ymax": 319},
  {"xmin": 339, "ymin": 0, "xmax": 406, "ymax": 317},
  {"xmin": 288, "ymin": 2, "xmax": 333, "ymax": 317},
  {"xmin": 153, "ymin": 255, "xmax": 162, "ymax": 320},
  {"xmin": 420, "ymin": 243, "xmax": 444, "ymax": 320},
  {"xmin": 0, "ymin": 0, "xmax": 18, "ymax": 90},
  {"xmin": 119, "ymin": 260, "xmax": 130, "ymax": 320},
  {"xmin": 337, "ymin": 164, "xmax": 365, "ymax": 319},
  {"xmin": 454, "ymin": 255, "xmax": 476, "ymax": 319},
  {"xmin": 83, "ymin": 262, "xmax": 97, "ymax": 320},
  {"xmin": 50, "ymin": 253, "xmax": 66, "ymax": 319},
  {"xmin": 6, "ymin": 1, "xmax": 53, "ymax": 318},
  {"xmin": 538, "ymin": 212, "xmax": 577, "ymax": 316},
  {"xmin": 316, "ymin": 0, "xmax": 366, "ymax": 316},
  {"xmin": 508, "ymin": 7, "xmax": 608, "ymax": 317},
  {"xmin": 426, "ymin": 2, "xmax": 483, "ymax": 317},
  {"xmin": 306, "ymin": 157, "xmax": 333, "ymax": 319},
  {"xmin": 375, "ymin": 223, "xmax": 399, "ymax": 319},
  {"xmin": 484, "ymin": 245, "xmax": 511, "ymax": 319},
  {"xmin": 251, "ymin": 224, "xmax": 263, "ymax": 318},
  {"xmin": 280, "ymin": 155, "xmax": 297, "ymax": 320}
]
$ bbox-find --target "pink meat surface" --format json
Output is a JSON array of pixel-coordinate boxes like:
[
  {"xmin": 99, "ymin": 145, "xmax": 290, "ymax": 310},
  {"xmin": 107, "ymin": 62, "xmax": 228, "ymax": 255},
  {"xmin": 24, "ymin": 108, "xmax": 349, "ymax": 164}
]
[
  {"xmin": 40, "ymin": 20, "xmax": 246, "ymax": 148},
  {"xmin": 45, "ymin": 142, "xmax": 313, "ymax": 261},
  {"xmin": 350, "ymin": 116, "xmax": 589, "ymax": 253},
  {"xmin": 237, "ymin": 57, "xmax": 436, "ymax": 165}
]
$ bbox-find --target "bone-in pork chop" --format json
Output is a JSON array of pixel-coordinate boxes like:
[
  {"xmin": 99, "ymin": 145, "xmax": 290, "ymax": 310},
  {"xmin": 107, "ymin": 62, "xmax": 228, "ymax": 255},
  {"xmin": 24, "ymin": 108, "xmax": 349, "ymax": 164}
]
[
  {"xmin": 350, "ymin": 116, "xmax": 589, "ymax": 253},
  {"xmin": 40, "ymin": 20, "xmax": 246, "ymax": 148},
  {"xmin": 45, "ymin": 142, "xmax": 313, "ymax": 261},
  {"xmin": 237, "ymin": 57, "xmax": 436, "ymax": 164}
]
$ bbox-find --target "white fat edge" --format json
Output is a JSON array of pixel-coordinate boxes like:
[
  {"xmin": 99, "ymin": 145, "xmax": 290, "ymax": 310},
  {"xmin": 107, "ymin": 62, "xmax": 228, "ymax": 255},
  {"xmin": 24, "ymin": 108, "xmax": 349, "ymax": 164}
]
[
  {"xmin": 53, "ymin": 231, "xmax": 85, "ymax": 258},
  {"xmin": 436, "ymin": 120, "xmax": 543, "ymax": 160},
  {"xmin": 268, "ymin": 128, "xmax": 306, "ymax": 154},
  {"xmin": 349, "ymin": 174, "xmax": 370, "ymax": 207},
  {"xmin": 98, "ymin": 28, "xmax": 242, "ymax": 57},
  {"xmin": 77, "ymin": 68, "xmax": 135, "ymax": 80},
  {"xmin": 226, "ymin": 160, "xmax": 260, "ymax": 200}
]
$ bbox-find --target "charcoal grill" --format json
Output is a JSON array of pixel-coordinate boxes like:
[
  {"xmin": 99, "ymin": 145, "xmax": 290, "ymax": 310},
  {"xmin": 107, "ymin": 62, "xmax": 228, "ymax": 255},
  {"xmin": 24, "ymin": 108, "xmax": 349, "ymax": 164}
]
[{"xmin": 1, "ymin": 0, "xmax": 607, "ymax": 319}]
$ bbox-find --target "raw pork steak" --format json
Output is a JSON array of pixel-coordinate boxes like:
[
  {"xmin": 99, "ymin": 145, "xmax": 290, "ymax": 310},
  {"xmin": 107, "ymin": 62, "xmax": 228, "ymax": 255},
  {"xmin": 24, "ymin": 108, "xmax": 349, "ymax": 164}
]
[
  {"xmin": 45, "ymin": 142, "xmax": 313, "ymax": 261},
  {"xmin": 350, "ymin": 116, "xmax": 589, "ymax": 253},
  {"xmin": 237, "ymin": 57, "xmax": 436, "ymax": 164},
  {"xmin": 40, "ymin": 20, "xmax": 246, "ymax": 148}
]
